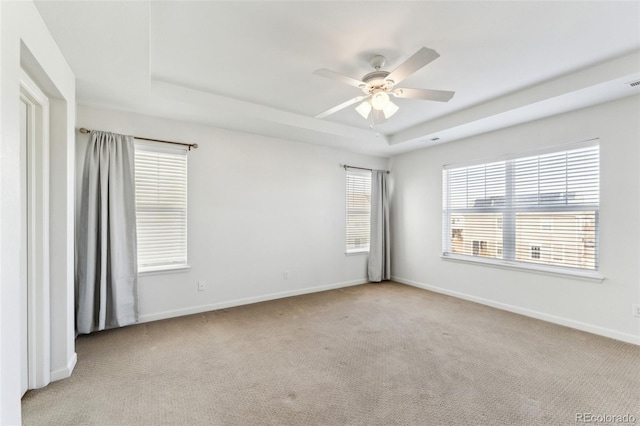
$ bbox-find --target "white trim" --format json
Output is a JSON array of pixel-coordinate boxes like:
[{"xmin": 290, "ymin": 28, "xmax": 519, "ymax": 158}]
[
  {"xmin": 441, "ymin": 254, "xmax": 604, "ymax": 282},
  {"xmin": 20, "ymin": 70, "xmax": 51, "ymax": 390},
  {"xmin": 138, "ymin": 279, "xmax": 366, "ymax": 323},
  {"xmin": 138, "ymin": 264, "xmax": 192, "ymax": 276},
  {"xmin": 345, "ymin": 250, "xmax": 368, "ymax": 256},
  {"xmin": 393, "ymin": 276, "xmax": 639, "ymax": 346},
  {"xmin": 50, "ymin": 352, "xmax": 77, "ymax": 382}
]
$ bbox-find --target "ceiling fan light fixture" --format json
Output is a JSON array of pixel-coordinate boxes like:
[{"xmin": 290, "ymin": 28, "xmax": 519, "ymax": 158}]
[
  {"xmin": 382, "ymin": 101, "xmax": 399, "ymax": 119},
  {"xmin": 314, "ymin": 47, "xmax": 455, "ymax": 123},
  {"xmin": 355, "ymin": 101, "xmax": 372, "ymax": 119},
  {"xmin": 371, "ymin": 90, "xmax": 390, "ymax": 110}
]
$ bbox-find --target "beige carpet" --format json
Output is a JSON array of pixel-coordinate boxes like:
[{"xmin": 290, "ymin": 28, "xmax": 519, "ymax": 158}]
[{"xmin": 22, "ymin": 282, "xmax": 640, "ymax": 425}]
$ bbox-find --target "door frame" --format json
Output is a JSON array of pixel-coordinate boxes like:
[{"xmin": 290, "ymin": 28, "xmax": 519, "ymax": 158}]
[{"xmin": 19, "ymin": 69, "xmax": 51, "ymax": 390}]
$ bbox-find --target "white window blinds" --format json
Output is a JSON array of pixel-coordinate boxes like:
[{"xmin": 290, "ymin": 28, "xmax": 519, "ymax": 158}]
[
  {"xmin": 443, "ymin": 140, "xmax": 599, "ymax": 272},
  {"xmin": 346, "ymin": 169, "xmax": 371, "ymax": 253},
  {"xmin": 135, "ymin": 143, "xmax": 188, "ymax": 272}
]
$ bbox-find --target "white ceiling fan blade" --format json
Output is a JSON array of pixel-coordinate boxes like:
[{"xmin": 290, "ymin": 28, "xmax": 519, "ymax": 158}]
[
  {"xmin": 315, "ymin": 95, "xmax": 369, "ymax": 119},
  {"xmin": 393, "ymin": 88, "xmax": 455, "ymax": 102},
  {"xmin": 385, "ymin": 47, "xmax": 440, "ymax": 85},
  {"xmin": 313, "ymin": 69, "xmax": 366, "ymax": 88}
]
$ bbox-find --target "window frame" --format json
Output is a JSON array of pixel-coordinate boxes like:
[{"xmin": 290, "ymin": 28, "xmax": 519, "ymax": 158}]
[
  {"xmin": 345, "ymin": 168, "xmax": 372, "ymax": 255},
  {"xmin": 134, "ymin": 141, "xmax": 189, "ymax": 274},
  {"xmin": 441, "ymin": 139, "xmax": 603, "ymax": 281}
]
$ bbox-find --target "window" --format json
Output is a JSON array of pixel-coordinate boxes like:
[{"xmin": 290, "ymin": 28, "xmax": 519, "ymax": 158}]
[
  {"xmin": 346, "ymin": 169, "xmax": 371, "ymax": 253},
  {"xmin": 135, "ymin": 142, "xmax": 188, "ymax": 272},
  {"xmin": 472, "ymin": 241, "xmax": 480, "ymax": 255},
  {"xmin": 531, "ymin": 246, "xmax": 541, "ymax": 259},
  {"xmin": 442, "ymin": 140, "xmax": 599, "ymax": 273}
]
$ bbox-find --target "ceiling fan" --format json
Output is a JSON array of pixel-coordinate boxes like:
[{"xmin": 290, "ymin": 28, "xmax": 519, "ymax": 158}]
[{"xmin": 313, "ymin": 47, "xmax": 455, "ymax": 125}]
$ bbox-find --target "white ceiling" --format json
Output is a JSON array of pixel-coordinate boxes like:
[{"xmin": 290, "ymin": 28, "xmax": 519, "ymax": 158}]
[{"xmin": 35, "ymin": 1, "xmax": 640, "ymax": 157}]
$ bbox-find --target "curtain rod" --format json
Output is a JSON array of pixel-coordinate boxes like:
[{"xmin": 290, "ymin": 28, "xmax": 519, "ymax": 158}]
[
  {"xmin": 79, "ymin": 128, "xmax": 198, "ymax": 150},
  {"xmin": 343, "ymin": 164, "xmax": 390, "ymax": 174}
]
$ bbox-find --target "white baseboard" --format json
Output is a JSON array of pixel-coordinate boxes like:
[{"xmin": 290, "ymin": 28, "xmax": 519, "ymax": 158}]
[
  {"xmin": 138, "ymin": 279, "xmax": 367, "ymax": 324},
  {"xmin": 393, "ymin": 276, "xmax": 640, "ymax": 346},
  {"xmin": 50, "ymin": 352, "xmax": 77, "ymax": 382}
]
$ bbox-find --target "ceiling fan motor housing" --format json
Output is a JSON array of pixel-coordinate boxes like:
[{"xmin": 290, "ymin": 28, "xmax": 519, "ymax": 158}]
[{"xmin": 361, "ymin": 70, "xmax": 393, "ymax": 94}]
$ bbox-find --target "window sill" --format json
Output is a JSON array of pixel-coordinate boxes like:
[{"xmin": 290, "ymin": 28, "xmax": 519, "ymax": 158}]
[
  {"xmin": 138, "ymin": 264, "xmax": 191, "ymax": 276},
  {"xmin": 441, "ymin": 254, "xmax": 604, "ymax": 283},
  {"xmin": 345, "ymin": 250, "xmax": 369, "ymax": 256}
]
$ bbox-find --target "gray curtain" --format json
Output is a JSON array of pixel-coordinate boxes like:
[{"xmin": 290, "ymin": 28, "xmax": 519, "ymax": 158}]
[
  {"xmin": 368, "ymin": 170, "xmax": 390, "ymax": 282},
  {"xmin": 76, "ymin": 130, "xmax": 138, "ymax": 334}
]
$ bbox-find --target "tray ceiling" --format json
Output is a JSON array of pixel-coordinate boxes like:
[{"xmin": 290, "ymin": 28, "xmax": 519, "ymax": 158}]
[{"xmin": 35, "ymin": 1, "xmax": 640, "ymax": 156}]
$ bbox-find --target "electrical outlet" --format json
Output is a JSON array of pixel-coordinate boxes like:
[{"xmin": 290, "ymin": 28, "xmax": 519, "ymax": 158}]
[
  {"xmin": 633, "ymin": 304, "xmax": 640, "ymax": 318},
  {"xmin": 283, "ymin": 270, "xmax": 289, "ymax": 280},
  {"xmin": 198, "ymin": 281, "xmax": 206, "ymax": 291}
]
